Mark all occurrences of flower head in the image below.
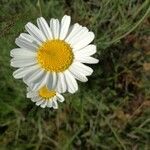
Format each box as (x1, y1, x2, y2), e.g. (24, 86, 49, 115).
(27, 86, 64, 109)
(11, 15, 99, 94)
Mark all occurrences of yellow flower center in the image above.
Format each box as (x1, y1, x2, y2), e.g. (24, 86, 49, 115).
(39, 86, 56, 99)
(37, 39, 74, 72)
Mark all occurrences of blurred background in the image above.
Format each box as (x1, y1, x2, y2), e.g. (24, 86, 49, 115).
(0, 0, 150, 149)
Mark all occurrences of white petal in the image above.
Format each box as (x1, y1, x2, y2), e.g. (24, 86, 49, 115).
(23, 69, 45, 85)
(25, 22, 46, 42)
(68, 27, 89, 47)
(13, 65, 39, 79)
(13, 68, 26, 79)
(31, 71, 49, 91)
(19, 33, 41, 46)
(59, 15, 71, 40)
(45, 72, 57, 90)
(32, 70, 46, 84)
(11, 58, 37, 68)
(37, 17, 53, 40)
(36, 99, 44, 106)
(75, 56, 99, 64)
(31, 81, 44, 91)
(65, 23, 82, 42)
(31, 97, 41, 102)
(40, 100, 48, 108)
(56, 73, 66, 93)
(10, 48, 36, 58)
(64, 70, 78, 93)
(52, 97, 58, 109)
(50, 19, 60, 39)
(46, 72, 53, 89)
(70, 62, 93, 76)
(27, 87, 30, 92)
(56, 93, 64, 102)
(27, 91, 38, 98)
(47, 100, 52, 108)
(15, 38, 38, 51)
(52, 72, 57, 89)
(73, 32, 95, 51)
(74, 45, 96, 56)
(69, 66, 88, 82)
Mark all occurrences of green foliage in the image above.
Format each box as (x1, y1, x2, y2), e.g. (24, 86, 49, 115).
(0, 0, 150, 149)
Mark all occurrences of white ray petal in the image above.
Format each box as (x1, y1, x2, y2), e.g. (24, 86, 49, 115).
(52, 72, 57, 89)
(40, 100, 48, 108)
(32, 70, 46, 84)
(27, 91, 38, 98)
(23, 69, 40, 84)
(27, 87, 30, 92)
(10, 48, 36, 58)
(50, 19, 60, 39)
(52, 97, 58, 109)
(64, 70, 78, 93)
(19, 33, 41, 46)
(47, 100, 52, 108)
(59, 15, 71, 40)
(37, 17, 53, 40)
(25, 22, 46, 42)
(69, 66, 88, 82)
(65, 23, 82, 42)
(13, 68, 27, 79)
(68, 27, 89, 47)
(74, 44, 96, 56)
(13, 65, 39, 79)
(75, 56, 99, 64)
(56, 93, 64, 102)
(31, 71, 49, 91)
(11, 58, 37, 68)
(36, 99, 44, 106)
(46, 72, 53, 89)
(56, 73, 66, 93)
(70, 62, 93, 76)
(24, 69, 45, 85)
(15, 38, 38, 51)
(31, 97, 41, 102)
(73, 32, 95, 51)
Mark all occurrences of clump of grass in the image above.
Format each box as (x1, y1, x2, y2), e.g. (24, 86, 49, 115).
(0, 0, 150, 149)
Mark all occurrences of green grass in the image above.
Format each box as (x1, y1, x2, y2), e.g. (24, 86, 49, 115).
(0, 0, 150, 149)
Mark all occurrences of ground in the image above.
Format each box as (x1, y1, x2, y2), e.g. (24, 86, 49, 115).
(0, 0, 150, 150)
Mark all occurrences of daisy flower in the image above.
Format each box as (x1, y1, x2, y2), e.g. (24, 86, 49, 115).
(10, 15, 99, 93)
(27, 86, 64, 109)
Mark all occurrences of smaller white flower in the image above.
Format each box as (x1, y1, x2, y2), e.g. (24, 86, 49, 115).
(27, 86, 64, 109)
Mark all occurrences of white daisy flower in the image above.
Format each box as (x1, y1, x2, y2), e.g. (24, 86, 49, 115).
(10, 15, 99, 93)
(27, 86, 64, 109)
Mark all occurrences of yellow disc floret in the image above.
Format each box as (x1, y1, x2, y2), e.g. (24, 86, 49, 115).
(39, 86, 56, 99)
(37, 40, 74, 72)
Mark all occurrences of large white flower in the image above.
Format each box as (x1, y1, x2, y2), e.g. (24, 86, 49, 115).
(27, 86, 64, 109)
(10, 15, 99, 93)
